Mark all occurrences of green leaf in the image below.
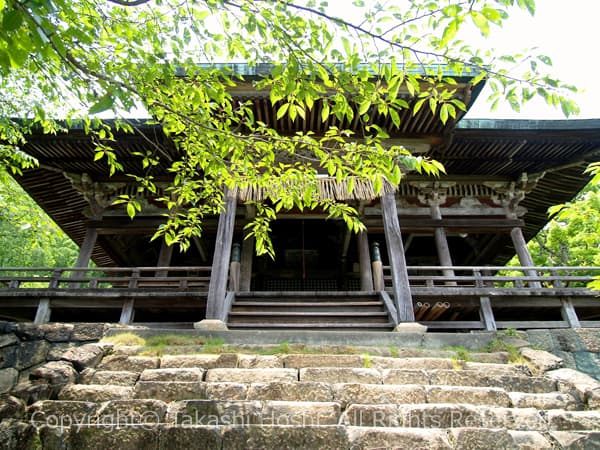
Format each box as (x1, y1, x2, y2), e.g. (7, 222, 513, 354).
(89, 94, 114, 115)
(2, 10, 23, 32)
(276, 103, 289, 120)
(470, 11, 490, 36)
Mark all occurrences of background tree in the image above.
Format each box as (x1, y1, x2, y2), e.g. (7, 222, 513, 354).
(0, 169, 78, 269)
(0, 0, 579, 255)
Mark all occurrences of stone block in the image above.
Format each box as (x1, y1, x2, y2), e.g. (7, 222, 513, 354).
(426, 386, 511, 407)
(60, 344, 104, 371)
(246, 382, 332, 402)
(59, 384, 134, 402)
(16, 340, 50, 370)
(10, 380, 52, 404)
(547, 410, 600, 431)
(399, 404, 482, 428)
(89, 370, 139, 386)
(98, 355, 159, 371)
(46, 342, 78, 361)
(283, 354, 362, 368)
(346, 426, 452, 450)
(71, 323, 106, 341)
(462, 362, 531, 376)
(479, 406, 546, 431)
(508, 391, 579, 411)
(509, 430, 553, 449)
(160, 354, 220, 369)
(29, 400, 99, 426)
(0, 333, 18, 348)
(299, 367, 382, 384)
(205, 368, 297, 383)
(587, 388, 600, 409)
(551, 329, 584, 352)
(0, 367, 18, 393)
(549, 431, 600, 449)
(204, 382, 247, 401)
(0, 419, 40, 449)
(97, 399, 168, 424)
(222, 424, 350, 450)
(546, 368, 600, 399)
(575, 329, 600, 353)
(468, 352, 509, 364)
(40, 323, 73, 342)
(261, 401, 340, 425)
(140, 368, 204, 382)
(450, 428, 515, 450)
(168, 399, 262, 425)
(520, 347, 564, 374)
(340, 404, 399, 427)
(427, 370, 557, 393)
(238, 354, 283, 369)
(14, 323, 45, 340)
(216, 353, 239, 368)
(370, 356, 455, 370)
(333, 383, 426, 408)
(0, 395, 26, 420)
(134, 381, 205, 402)
(158, 425, 222, 450)
(0, 345, 17, 369)
(68, 424, 159, 449)
(381, 369, 429, 385)
(30, 361, 77, 387)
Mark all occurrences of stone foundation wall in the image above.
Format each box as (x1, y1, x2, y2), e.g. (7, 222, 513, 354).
(0, 322, 107, 394)
(525, 328, 600, 381)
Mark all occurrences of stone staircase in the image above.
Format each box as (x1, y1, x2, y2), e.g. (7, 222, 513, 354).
(3, 341, 600, 449)
(227, 292, 396, 331)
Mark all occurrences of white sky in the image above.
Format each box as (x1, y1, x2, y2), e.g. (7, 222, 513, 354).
(465, 0, 600, 119)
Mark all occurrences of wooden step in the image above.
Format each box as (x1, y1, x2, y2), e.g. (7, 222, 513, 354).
(231, 301, 384, 307)
(227, 322, 395, 330)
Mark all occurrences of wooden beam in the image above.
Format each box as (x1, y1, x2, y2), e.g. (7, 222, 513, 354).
(74, 227, 97, 269)
(205, 194, 237, 320)
(381, 193, 414, 322)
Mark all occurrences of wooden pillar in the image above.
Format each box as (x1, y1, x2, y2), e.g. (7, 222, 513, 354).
(156, 240, 174, 277)
(381, 193, 414, 322)
(34, 299, 51, 324)
(205, 193, 237, 320)
(358, 231, 374, 291)
(239, 237, 254, 291)
(510, 227, 542, 288)
(72, 226, 98, 278)
(479, 296, 497, 331)
(430, 202, 456, 284)
(560, 298, 581, 328)
(228, 243, 241, 291)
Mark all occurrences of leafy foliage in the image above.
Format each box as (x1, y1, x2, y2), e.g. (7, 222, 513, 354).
(0, 0, 579, 256)
(0, 169, 78, 268)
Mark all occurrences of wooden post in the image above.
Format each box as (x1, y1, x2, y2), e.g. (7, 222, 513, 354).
(120, 299, 135, 324)
(560, 297, 581, 328)
(371, 242, 384, 291)
(430, 202, 456, 285)
(71, 226, 98, 279)
(479, 296, 497, 331)
(358, 231, 374, 291)
(229, 243, 241, 291)
(239, 237, 254, 291)
(156, 240, 174, 277)
(205, 193, 237, 320)
(510, 227, 542, 288)
(381, 193, 414, 322)
(34, 299, 51, 324)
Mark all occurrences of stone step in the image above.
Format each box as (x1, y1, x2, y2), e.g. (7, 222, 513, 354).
(11, 421, 600, 449)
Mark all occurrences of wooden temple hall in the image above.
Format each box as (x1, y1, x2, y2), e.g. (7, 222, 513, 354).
(2, 67, 600, 331)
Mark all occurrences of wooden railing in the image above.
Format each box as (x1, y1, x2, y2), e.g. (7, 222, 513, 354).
(381, 265, 600, 292)
(0, 266, 212, 290)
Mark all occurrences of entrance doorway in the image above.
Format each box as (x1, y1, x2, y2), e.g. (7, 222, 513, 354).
(250, 219, 360, 291)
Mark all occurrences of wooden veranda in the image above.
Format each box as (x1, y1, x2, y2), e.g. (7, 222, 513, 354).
(1, 265, 598, 331)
